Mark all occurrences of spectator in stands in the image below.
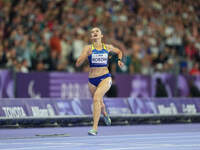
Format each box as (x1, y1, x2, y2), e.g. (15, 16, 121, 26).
(188, 80, 200, 97)
(31, 44, 49, 70)
(189, 62, 200, 75)
(60, 33, 72, 62)
(0, 45, 7, 68)
(20, 59, 29, 73)
(6, 48, 17, 70)
(185, 41, 198, 60)
(48, 50, 59, 71)
(155, 78, 168, 97)
(129, 44, 142, 74)
(72, 33, 85, 62)
(50, 30, 61, 55)
(36, 60, 46, 72)
(57, 59, 68, 71)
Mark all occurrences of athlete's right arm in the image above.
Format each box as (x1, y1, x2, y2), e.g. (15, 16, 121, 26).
(75, 45, 90, 67)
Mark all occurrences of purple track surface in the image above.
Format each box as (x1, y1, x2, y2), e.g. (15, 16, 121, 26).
(0, 124, 200, 150)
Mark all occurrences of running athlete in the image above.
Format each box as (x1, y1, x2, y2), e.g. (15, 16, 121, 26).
(75, 27, 124, 136)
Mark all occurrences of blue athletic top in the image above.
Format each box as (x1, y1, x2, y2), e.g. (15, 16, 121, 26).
(88, 44, 109, 67)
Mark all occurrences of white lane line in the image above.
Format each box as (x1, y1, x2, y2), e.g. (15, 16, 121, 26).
(2, 131, 200, 142)
(1, 143, 200, 150)
(1, 132, 200, 150)
(2, 137, 200, 145)
(1, 139, 200, 150)
(3, 132, 200, 143)
(0, 145, 66, 150)
(103, 143, 200, 150)
(1, 134, 200, 145)
(1, 138, 200, 149)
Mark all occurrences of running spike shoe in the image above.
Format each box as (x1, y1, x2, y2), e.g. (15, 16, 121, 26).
(88, 129, 98, 136)
(103, 114, 111, 126)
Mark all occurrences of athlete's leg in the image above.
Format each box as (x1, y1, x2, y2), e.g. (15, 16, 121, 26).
(88, 82, 96, 97)
(88, 82, 108, 116)
(92, 77, 112, 131)
(100, 99, 107, 116)
(101, 78, 112, 116)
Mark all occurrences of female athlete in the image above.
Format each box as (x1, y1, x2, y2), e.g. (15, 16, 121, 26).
(76, 27, 124, 135)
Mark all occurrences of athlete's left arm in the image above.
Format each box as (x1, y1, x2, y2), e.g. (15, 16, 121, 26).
(107, 44, 124, 68)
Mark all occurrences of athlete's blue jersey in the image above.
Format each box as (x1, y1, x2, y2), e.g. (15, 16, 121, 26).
(88, 44, 109, 67)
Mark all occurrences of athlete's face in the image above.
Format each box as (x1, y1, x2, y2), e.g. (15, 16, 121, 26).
(90, 28, 103, 40)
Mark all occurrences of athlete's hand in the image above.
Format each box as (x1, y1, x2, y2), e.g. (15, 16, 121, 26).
(118, 60, 124, 68)
(75, 60, 80, 67)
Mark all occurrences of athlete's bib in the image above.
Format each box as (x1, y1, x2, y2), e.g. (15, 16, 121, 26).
(91, 53, 108, 64)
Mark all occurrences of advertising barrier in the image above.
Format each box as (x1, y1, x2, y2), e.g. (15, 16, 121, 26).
(16, 72, 200, 98)
(16, 73, 90, 99)
(0, 98, 200, 118)
(16, 72, 49, 98)
(49, 73, 90, 99)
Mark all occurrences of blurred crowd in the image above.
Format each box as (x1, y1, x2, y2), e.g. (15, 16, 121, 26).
(0, 0, 200, 75)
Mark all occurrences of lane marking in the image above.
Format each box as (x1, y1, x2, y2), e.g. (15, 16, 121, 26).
(1, 134, 200, 145)
(0, 145, 66, 150)
(2, 131, 200, 142)
(103, 143, 200, 150)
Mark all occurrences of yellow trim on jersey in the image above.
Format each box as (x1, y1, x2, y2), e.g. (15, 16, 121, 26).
(103, 43, 107, 50)
(91, 43, 108, 51)
(91, 44, 95, 50)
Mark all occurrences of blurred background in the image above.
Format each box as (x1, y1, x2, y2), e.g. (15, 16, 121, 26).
(0, 0, 200, 125)
(0, 0, 200, 74)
